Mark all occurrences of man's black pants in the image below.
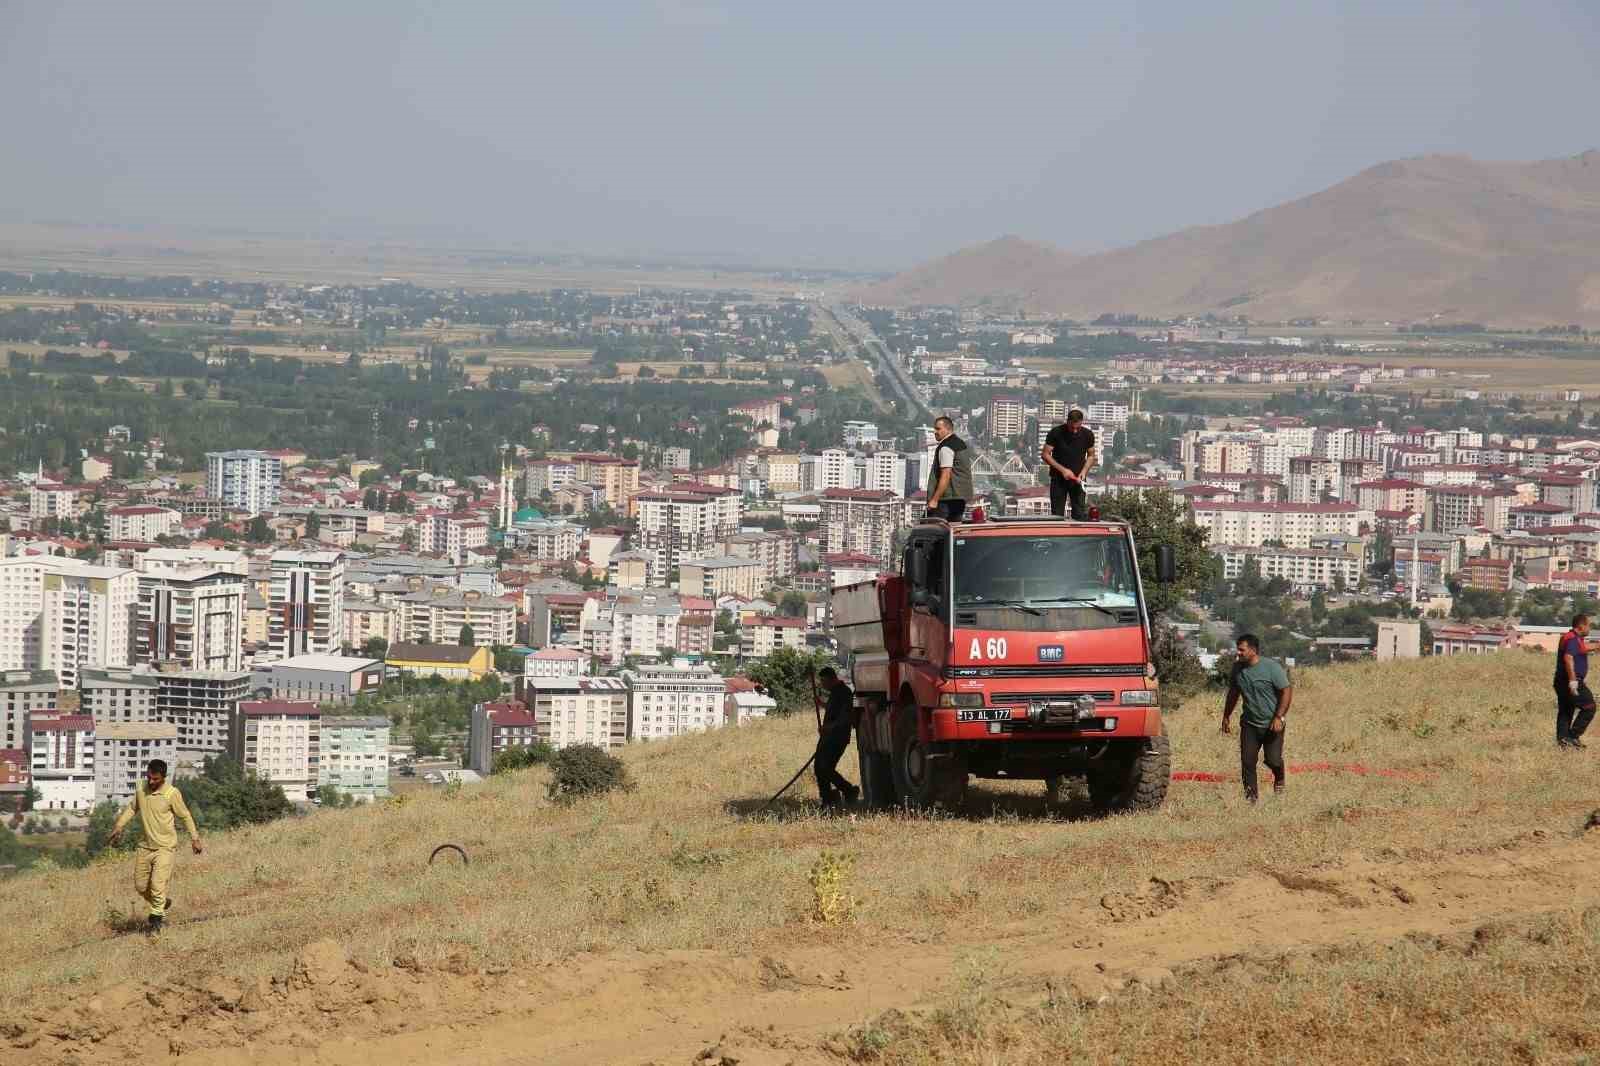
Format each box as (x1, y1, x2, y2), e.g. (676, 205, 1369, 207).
(1050, 479, 1089, 520)
(1555, 682, 1595, 745)
(931, 498, 966, 522)
(1240, 723, 1285, 800)
(815, 730, 854, 804)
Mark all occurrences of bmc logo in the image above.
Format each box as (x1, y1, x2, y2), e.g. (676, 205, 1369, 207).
(1038, 645, 1064, 662)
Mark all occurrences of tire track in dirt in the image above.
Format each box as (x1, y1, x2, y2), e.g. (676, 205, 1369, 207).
(11, 831, 1600, 1066)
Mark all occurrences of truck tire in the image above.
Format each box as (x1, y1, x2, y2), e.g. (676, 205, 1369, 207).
(858, 750, 897, 810)
(1087, 736, 1170, 814)
(891, 703, 967, 812)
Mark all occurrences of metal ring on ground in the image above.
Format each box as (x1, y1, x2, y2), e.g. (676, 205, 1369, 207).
(428, 843, 469, 866)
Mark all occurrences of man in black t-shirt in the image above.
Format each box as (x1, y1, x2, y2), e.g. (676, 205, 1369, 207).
(814, 667, 859, 808)
(1041, 409, 1095, 520)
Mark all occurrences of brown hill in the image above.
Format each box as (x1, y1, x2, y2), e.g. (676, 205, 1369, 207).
(860, 151, 1600, 326)
(857, 234, 1078, 311)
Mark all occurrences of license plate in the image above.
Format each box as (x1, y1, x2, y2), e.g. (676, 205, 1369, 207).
(956, 708, 1011, 722)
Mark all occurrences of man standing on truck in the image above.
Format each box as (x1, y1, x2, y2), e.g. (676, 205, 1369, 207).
(108, 758, 203, 934)
(1220, 634, 1293, 802)
(926, 416, 975, 522)
(814, 667, 860, 808)
(1554, 613, 1600, 748)
(1041, 409, 1095, 520)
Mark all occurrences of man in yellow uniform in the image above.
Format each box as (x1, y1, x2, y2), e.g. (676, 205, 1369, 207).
(108, 759, 202, 933)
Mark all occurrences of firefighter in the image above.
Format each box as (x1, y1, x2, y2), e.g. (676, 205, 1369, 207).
(815, 667, 860, 808)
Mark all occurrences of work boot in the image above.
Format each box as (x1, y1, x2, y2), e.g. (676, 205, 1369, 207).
(147, 914, 164, 936)
(842, 783, 860, 805)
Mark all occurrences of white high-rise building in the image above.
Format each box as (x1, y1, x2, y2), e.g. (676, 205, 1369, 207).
(624, 659, 727, 742)
(865, 452, 908, 498)
(819, 448, 856, 491)
(0, 557, 137, 688)
(524, 675, 629, 750)
(205, 450, 283, 515)
(633, 486, 743, 584)
(29, 713, 96, 811)
(268, 551, 346, 660)
(136, 568, 246, 672)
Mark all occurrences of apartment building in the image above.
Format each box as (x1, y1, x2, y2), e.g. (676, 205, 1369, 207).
(504, 518, 583, 561)
(1188, 501, 1371, 549)
(522, 675, 629, 750)
(524, 458, 578, 497)
(230, 700, 321, 802)
(863, 451, 909, 498)
(624, 660, 726, 742)
(842, 421, 879, 448)
(1430, 624, 1517, 657)
(1215, 546, 1363, 594)
(78, 667, 160, 726)
(28, 713, 96, 811)
(1, 669, 58, 752)
(0, 558, 139, 688)
(30, 481, 80, 521)
(987, 395, 1026, 440)
(1423, 485, 1516, 533)
(588, 598, 684, 666)
(739, 615, 806, 658)
(419, 512, 490, 563)
(633, 484, 743, 584)
(268, 550, 346, 659)
(521, 647, 588, 680)
(1085, 401, 1130, 429)
(318, 716, 391, 800)
(570, 454, 641, 511)
(106, 505, 181, 542)
(157, 668, 250, 755)
(678, 556, 764, 600)
(342, 598, 397, 649)
(1354, 479, 1427, 515)
(727, 398, 781, 430)
(820, 488, 905, 566)
(95, 721, 178, 806)
(466, 700, 539, 773)
(205, 450, 283, 514)
(396, 588, 517, 646)
(136, 566, 245, 672)
(1460, 556, 1514, 591)
(758, 453, 803, 493)
(721, 530, 798, 586)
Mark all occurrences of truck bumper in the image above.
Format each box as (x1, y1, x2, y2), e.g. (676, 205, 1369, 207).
(929, 706, 1161, 742)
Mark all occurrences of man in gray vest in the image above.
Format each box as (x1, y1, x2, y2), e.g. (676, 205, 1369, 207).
(927, 416, 975, 521)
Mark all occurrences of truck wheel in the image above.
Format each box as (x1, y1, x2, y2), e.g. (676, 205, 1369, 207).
(891, 703, 967, 812)
(1087, 736, 1170, 814)
(858, 750, 897, 810)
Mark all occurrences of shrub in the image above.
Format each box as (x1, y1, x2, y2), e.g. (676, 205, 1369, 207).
(546, 744, 631, 802)
(492, 742, 555, 776)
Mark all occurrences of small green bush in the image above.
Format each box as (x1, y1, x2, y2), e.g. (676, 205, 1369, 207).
(546, 744, 631, 802)
(492, 742, 555, 776)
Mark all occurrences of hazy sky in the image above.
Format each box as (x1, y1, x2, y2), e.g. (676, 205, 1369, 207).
(3, 1, 1598, 269)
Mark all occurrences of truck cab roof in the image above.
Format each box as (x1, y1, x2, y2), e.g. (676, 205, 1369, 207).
(915, 515, 1131, 535)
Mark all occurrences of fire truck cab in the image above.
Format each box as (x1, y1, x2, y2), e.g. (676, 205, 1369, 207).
(832, 514, 1177, 812)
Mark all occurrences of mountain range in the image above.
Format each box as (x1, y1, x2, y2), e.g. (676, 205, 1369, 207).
(857, 151, 1600, 326)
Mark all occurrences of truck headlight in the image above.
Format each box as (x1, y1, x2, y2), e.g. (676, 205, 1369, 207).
(1120, 690, 1156, 706)
(937, 693, 985, 708)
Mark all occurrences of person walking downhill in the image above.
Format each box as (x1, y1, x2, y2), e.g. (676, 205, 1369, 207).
(1041, 409, 1095, 520)
(1220, 634, 1293, 802)
(814, 667, 860, 809)
(1554, 613, 1600, 749)
(108, 759, 202, 934)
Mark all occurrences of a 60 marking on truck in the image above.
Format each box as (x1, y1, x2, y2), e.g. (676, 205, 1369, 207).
(970, 637, 1008, 659)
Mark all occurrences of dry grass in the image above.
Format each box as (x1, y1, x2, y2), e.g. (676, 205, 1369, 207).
(848, 907, 1600, 1065)
(0, 650, 1582, 1019)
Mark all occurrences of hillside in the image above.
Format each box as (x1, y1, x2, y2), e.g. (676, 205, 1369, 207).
(857, 235, 1078, 311)
(860, 151, 1600, 326)
(7, 651, 1600, 1065)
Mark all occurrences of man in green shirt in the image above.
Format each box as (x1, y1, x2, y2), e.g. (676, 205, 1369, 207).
(1220, 633, 1293, 802)
(109, 759, 203, 933)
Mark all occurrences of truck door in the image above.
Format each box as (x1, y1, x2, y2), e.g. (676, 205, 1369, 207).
(904, 530, 949, 677)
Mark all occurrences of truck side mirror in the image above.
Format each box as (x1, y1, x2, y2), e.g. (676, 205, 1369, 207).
(908, 547, 928, 589)
(1155, 545, 1177, 584)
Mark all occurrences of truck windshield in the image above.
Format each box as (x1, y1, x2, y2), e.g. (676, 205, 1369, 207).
(953, 534, 1140, 616)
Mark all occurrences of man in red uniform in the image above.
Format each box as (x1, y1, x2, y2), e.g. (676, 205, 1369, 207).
(1554, 613, 1600, 749)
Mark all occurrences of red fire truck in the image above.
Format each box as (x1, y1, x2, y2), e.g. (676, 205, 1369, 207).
(831, 514, 1177, 812)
